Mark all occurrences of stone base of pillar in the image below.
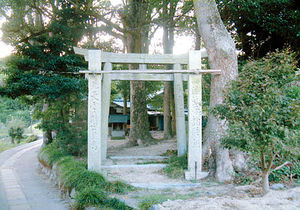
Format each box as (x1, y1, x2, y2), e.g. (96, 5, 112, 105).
(185, 170, 209, 180)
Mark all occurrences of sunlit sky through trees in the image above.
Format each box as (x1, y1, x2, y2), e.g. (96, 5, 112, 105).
(0, 0, 195, 58)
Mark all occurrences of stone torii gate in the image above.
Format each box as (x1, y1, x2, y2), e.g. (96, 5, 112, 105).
(74, 47, 220, 180)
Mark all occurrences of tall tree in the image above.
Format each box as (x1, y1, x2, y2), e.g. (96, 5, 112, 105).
(120, 0, 155, 145)
(0, 0, 91, 150)
(162, 0, 178, 139)
(193, 0, 237, 182)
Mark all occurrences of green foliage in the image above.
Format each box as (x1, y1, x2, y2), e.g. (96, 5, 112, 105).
(8, 126, 24, 144)
(25, 134, 38, 143)
(74, 187, 107, 209)
(38, 144, 67, 167)
(217, 0, 300, 58)
(0, 0, 90, 152)
(0, 96, 31, 126)
(163, 153, 187, 178)
(269, 161, 300, 183)
(214, 49, 299, 179)
(34, 96, 88, 156)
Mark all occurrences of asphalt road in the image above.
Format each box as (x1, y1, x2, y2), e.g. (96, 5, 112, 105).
(0, 140, 69, 210)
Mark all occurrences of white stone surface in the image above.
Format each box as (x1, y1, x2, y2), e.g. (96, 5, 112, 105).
(87, 50, 102, 172)
(173, 64, 187, 157)
(186, 50, 204, 180)
(101, 62, 112, 162)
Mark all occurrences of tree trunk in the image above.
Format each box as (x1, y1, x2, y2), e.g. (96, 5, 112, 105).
(262, 171, 270, 194)
(194, 0, 238, 182)
(170, 87, 176, 136)
(42, 102, 52, 147)
(123, 95, 128, 115)
(162, 0, 176, 139)
(125, 0, 153, 145)
(163, 82, 172, 139)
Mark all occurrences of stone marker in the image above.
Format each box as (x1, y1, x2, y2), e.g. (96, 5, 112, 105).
(87, 50, 102, 172)
(185, 51, 208, 180)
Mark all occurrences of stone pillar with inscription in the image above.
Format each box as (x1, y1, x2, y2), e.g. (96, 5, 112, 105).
(87, 50, 102, 172)
(185, 51, 208, 180)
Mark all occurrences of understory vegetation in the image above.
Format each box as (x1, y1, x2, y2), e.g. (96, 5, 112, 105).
(214, 49, 299, 193)
(162, 152, 188, 179)
(38, 144, 135, 210)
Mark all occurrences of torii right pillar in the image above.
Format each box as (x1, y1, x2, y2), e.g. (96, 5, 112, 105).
(185, 51, 209, 180)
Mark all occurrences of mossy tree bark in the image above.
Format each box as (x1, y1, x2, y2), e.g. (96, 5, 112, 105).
(193, 0, 238, 182)
(122, 0, 153, 145)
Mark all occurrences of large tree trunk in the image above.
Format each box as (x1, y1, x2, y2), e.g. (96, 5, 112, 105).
(193, 0, 237, 182)
(125, 0, 153, 145)
(162, 0, 176, 139)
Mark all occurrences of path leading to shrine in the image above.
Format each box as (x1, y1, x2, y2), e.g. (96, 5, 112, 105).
(105, 135, 300, 209)
(0, 140, 68, 210)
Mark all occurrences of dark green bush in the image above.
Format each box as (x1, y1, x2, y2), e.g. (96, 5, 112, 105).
(214, 49, 299, 192)
(9, 127, 24, 144)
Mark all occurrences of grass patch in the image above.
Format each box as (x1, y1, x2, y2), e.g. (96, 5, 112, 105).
(136, 151, 187, 178)
(138, 192, 199, 210)
(0, 139, 26, 153)
(162, 153, 187, 178)
(38, 144, 135, 209)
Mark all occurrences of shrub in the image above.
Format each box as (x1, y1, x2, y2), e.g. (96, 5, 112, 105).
(214, 49, 299, 193)
(7, 118, 26, 144)
(26, 134, 38, 143)
(8, 127, 24, 144)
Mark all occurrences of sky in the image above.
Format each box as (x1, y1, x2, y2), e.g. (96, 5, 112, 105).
(0, 19, 13, 58)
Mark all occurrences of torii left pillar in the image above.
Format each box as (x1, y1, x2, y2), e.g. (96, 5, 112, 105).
(87, 50, 102, 172)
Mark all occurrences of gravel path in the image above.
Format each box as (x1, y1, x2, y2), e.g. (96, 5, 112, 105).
(0, 140, 69, 210)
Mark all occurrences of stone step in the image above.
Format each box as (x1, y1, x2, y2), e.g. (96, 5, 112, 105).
(130, 182, 202, 190)
(101, 163, 166, 169)
(109, 156, 168, 160)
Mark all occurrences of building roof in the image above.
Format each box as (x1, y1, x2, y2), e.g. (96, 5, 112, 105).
(109, 115, 129, 123)
(112, 99, 158, 110)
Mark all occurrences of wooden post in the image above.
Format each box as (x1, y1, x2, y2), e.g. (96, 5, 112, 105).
(185, 50, 208, 180)
(101, 62, 112, 162)
(87, 50, 102, 172)
(173, 63, 187, 156)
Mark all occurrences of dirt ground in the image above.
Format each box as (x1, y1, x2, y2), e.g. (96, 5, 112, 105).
(103, 131, 300, 209)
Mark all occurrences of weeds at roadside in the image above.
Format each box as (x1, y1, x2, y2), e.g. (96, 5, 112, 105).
(38, 144, 135, 209)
